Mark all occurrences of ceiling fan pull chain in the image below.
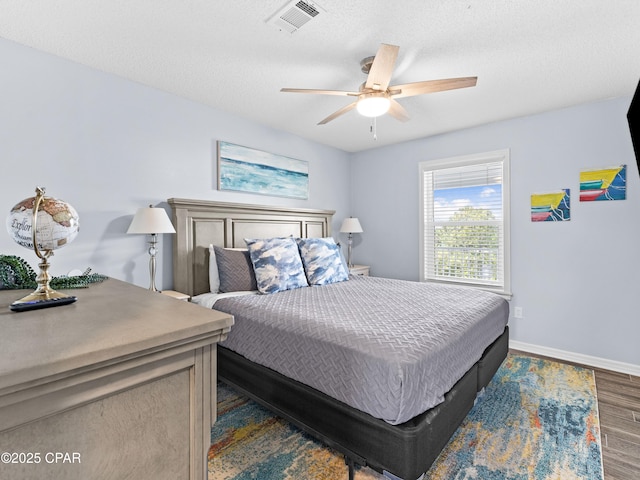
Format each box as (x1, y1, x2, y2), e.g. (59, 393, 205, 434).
(371, 117, 378, 140)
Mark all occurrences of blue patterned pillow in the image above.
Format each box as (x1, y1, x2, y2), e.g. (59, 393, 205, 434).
(245, 237, 309, 294)
(296, 237, 349, 286)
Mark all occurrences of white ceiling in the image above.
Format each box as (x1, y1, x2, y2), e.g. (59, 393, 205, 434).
(1, 0, 639, 152)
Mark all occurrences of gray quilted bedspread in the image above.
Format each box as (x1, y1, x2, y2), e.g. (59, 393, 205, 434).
(215, 276, 509, 425)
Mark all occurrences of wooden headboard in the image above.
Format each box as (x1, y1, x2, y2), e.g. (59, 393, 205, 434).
(168, 198, 335, 297)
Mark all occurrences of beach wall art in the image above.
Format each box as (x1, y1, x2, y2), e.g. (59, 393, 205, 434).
(531, 189, 571, 222)
(217, 141, 309, 199)
(579, 165, 626, 201)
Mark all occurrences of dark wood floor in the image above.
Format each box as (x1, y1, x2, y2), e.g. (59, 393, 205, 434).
(595, 368, 640, 480)
(511, 350, 640, 480)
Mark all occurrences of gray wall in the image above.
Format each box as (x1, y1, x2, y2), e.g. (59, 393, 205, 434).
(0, 38, 351, 290)
(349, 97, 639, 366)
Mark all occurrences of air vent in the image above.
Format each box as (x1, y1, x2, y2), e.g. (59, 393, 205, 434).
(266, 1, 323, 34)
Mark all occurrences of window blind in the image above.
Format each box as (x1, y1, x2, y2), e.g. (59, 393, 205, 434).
(422, 159, 506, 290)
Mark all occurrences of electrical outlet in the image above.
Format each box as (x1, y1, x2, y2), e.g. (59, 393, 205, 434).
(514, 307, 523, 319)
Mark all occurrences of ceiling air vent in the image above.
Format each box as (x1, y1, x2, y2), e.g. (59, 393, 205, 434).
(266, 1, 323, 34)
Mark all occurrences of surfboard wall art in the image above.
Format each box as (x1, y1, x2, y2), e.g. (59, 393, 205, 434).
(579, 165, 626, 202)
(531, 189, 571, 222)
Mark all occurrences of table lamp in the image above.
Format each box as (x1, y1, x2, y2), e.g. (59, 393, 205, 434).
(127, 205, 175, 291)
(339, 217, 363, 268)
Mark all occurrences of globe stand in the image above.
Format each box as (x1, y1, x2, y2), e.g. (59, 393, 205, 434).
(10, 188, 77, 312)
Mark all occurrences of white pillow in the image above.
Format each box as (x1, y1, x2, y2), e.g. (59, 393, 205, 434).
(208, 244, 220, 293)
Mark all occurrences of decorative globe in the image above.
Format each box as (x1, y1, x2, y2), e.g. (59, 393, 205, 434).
(6, 194, 79, 253)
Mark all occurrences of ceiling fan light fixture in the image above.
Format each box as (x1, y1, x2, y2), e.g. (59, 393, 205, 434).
(356, 93, 390, 118)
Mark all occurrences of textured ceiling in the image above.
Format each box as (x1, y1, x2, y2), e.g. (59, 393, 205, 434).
(1, 0, 639, 152)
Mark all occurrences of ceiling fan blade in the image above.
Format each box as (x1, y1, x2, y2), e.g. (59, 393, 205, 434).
(390, 76, 477, 98)
(387, 99, 410, 122)
(364, 43, 399, 92)
(318, 102, 357, 125)
(281, 88, 359, 96)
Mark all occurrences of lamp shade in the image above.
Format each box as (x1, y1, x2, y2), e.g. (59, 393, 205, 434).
(356, 93, 390, 118)
(127, 206, 176, 234)
(340, 217, 363, 234)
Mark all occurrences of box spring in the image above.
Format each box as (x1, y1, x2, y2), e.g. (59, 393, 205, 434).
(217, 326, 509, 480)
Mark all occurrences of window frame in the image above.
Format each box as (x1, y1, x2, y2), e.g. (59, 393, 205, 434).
(419, 149, 511, 298)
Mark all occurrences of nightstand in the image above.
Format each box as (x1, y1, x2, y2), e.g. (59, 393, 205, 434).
(349, 265, 370, 276)
(161, 290, 191, 301)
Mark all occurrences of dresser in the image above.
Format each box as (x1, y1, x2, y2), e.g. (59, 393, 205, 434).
(0, 279, 233, 480)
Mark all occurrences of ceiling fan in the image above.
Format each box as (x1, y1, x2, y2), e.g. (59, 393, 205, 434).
(281, 43, 477, 125)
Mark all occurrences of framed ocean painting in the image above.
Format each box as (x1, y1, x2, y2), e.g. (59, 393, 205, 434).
(579, 165, 626, 201)
(217, 141, 309, 199)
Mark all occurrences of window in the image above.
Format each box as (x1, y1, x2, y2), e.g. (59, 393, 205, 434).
(420, 149, 511, 297)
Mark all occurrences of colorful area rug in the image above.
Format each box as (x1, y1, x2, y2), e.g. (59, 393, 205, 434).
(208, 354, 603, 479)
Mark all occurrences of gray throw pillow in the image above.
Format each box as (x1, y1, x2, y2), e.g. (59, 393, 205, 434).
(213, 246, 257, 293)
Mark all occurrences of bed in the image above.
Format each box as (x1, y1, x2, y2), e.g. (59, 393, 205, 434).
(169, 198, 509, 480)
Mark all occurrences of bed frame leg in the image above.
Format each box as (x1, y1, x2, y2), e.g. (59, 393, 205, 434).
(345, 457, 356, 480)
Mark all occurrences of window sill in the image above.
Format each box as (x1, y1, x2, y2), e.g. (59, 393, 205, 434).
(424, 279, 512, 300)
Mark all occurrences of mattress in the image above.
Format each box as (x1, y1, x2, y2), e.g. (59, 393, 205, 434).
(213, 275, 509, 425)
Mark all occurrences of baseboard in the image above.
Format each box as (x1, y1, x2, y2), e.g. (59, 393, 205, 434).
(509, 340, 640, 377)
